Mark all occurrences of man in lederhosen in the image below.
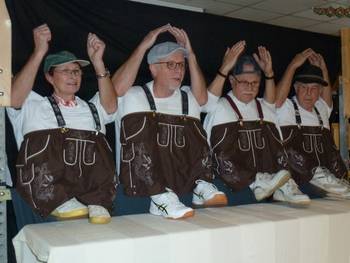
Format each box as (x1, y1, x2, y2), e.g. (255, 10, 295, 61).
(275, 48, 350, 199)
(112, 25, 227, 219)
(7, 24, 117, 224)
(204, 41, 310, 206)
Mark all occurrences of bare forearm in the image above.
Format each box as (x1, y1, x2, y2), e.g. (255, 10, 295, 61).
(320, 67, 332, 107)
(112, 44, 146, 97)
(98, 77, 117, 114)
(188, 53, 207, 105)
(11, 51, 45, 108)
(95, 62, 117, 114)
(208, 74, 226, 97)
(264, 78, 276, 104)
(275, 64, 297, 107)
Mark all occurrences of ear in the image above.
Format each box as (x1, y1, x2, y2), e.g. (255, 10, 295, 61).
(149, 64, 158, 79)
(45, 73, 55, 86)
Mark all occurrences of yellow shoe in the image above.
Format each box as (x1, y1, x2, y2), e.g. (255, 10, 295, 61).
(51, 198, 88, 220)
(88, 205, 111, 224)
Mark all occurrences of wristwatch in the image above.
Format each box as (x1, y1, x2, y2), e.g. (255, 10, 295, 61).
(96, 69, 110, 79)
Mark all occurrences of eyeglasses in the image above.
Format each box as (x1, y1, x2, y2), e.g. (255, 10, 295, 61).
(54, 69, 83, 77)
(233, 75, 260, 88)
(155, 61, 186, 70)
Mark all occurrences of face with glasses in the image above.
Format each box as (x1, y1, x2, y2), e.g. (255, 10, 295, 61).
(45, 62, 82, 97)
(229, 64, 261, 103)
(150, 51, 186, 94)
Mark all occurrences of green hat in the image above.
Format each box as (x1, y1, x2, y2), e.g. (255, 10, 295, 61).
(43, 51, 90, 73)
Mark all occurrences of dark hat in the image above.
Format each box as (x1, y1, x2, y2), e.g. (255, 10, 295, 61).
(43, 51, 90, 73)
(147, 41, 188, 64)
(231, 55, 262, 76)
(294, 64, 328, 86)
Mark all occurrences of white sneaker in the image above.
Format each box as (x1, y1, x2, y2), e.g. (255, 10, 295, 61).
(310, 167, 349, 195)
(192, 180, 227, 207)
(150, 188, 194, 219)
(250, 170, 291, 201)
(273, 178, 311, 206)
(51, 197, 88, 219)
(88, 205, 111, 224)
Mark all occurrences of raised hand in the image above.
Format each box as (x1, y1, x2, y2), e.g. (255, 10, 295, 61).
(309, 52, 327, 71)
(290, 48, 316, 69)
(87, 33, 105, 65)
(33, 24, 51, 56)
(140, 24, 171, 50)
(253, 46, 273, 77)
(219, 40, 246, 75)
(169, 26, 193, 54)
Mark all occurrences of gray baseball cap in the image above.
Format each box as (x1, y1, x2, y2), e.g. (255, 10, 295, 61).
(147, 41, 188, 64)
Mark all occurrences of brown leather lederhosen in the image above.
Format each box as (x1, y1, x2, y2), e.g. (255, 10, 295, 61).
(119, 85, 213, 197)
(280, 99, 347, 185)
(16, 96, 116, 217)
(210, 96, 287, 191)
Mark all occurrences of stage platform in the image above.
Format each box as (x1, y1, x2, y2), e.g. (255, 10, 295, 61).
(13, 199, 350, 263)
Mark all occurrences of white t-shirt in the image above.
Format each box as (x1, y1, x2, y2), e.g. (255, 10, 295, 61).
(115, 80, 216, 173)
(203, 91, 278, 142)
(7, 91, 116, 149)
(276, 96, 332, 130)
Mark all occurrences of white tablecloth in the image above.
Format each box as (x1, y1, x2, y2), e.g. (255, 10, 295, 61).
(13, 199, 350, 263)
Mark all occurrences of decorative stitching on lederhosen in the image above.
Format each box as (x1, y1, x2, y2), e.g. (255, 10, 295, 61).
(142, 84, 188, 152)
(224, 96, 266, 167)
(291, 98, 324, 166)
(47, 96, 101, 177)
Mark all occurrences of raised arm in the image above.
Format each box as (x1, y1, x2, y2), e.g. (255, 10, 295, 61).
(11, 24, 51, 108)
(275, 48, 316, 108)
(169, 27, 207, 105)
(112, 24, 171, 97)
(253, 46, 275, 104)
(87, 33, 116, 114)
(208, 41, 246, 97)
(309, 52, 332, 107)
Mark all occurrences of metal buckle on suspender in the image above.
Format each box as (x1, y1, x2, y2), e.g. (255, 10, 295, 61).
(182, 114, 186, 121)
(60, 127, 69, 133)
(259, 118, 263, 125)
(152, 111, 156, 117)
(239, 120, 243, 126)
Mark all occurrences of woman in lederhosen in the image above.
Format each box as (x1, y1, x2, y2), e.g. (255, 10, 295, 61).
(204, 41, 310, 206)
(275, 48, 349, 199)
(8, 24, 117, 224)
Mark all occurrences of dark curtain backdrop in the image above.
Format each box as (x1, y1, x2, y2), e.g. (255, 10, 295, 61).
(5, 0, 340, 183)
(4, 2, 341, 258)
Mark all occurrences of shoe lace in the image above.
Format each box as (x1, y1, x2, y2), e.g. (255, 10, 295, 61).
(163, 189, 180, 203)
(285, 179, 302, 194)
(257, 172, 273, 181)
(314, 167, 343, 185)
(194, 180, 218, 196)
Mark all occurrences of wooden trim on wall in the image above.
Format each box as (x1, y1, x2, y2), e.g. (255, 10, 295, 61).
(341, 28, 350, 118)
(0, 0, 11, 107)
